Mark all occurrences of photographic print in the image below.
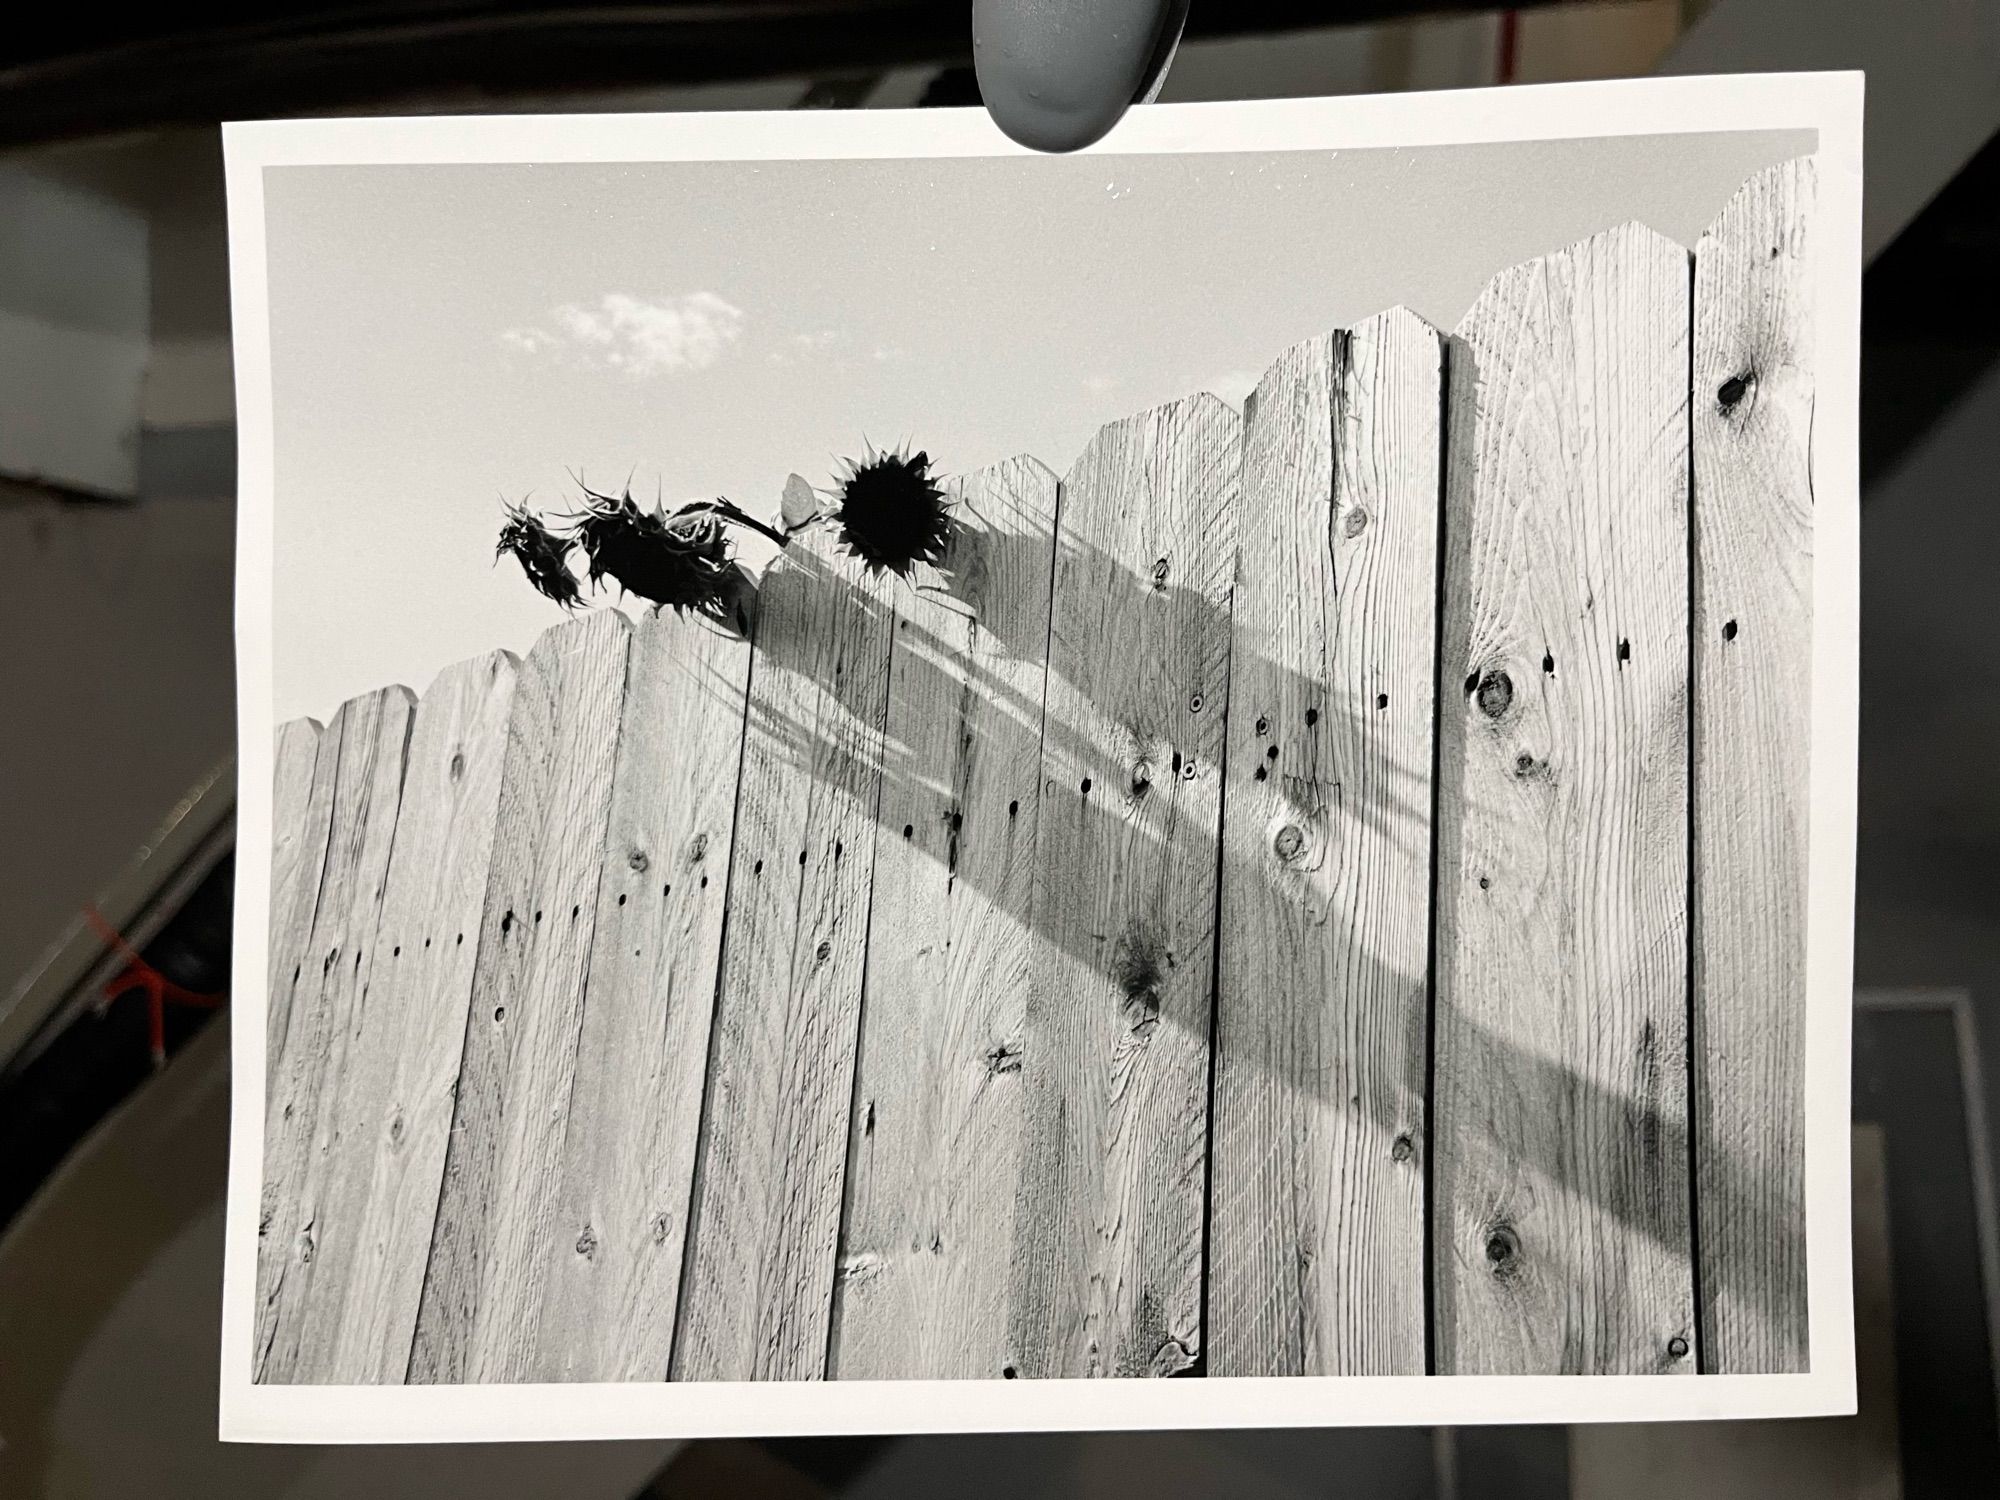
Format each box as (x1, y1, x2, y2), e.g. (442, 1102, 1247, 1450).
(222, 76, 1862, 1440)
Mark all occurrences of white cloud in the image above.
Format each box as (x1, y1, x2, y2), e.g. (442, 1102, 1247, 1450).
(499, 327, 556, 353)
(501, 291, 745, 376)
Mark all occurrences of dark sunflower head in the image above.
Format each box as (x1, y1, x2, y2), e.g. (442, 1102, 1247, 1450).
(497, 500, 581, 609)
(830, 447, 954, 579)
(562, 487, 747, 629)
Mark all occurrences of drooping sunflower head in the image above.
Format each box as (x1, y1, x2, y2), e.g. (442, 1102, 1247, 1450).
(563, 487, 746, 628)
(496, 499, 582, 609)
(829, 447, 953, 579)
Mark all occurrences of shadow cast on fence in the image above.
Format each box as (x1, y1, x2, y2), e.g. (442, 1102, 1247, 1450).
(696, 438, 1796, 1368)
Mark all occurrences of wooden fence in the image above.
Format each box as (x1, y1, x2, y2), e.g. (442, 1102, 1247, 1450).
(255, 158, 1815, 1384)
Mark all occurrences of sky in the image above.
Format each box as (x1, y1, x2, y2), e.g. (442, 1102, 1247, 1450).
(264, 128, 1812, 724)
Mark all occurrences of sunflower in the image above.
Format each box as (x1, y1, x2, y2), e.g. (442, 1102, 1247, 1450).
(496, 500, 582, 609)
(829, 447, 954, 579)
(561, 486, 754, 628)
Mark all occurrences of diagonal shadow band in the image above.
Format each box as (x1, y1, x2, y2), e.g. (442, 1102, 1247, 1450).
(683, 443, 1799, 1368)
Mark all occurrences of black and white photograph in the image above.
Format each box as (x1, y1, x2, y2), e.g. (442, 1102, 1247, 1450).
(221, 76, 1863, 1440)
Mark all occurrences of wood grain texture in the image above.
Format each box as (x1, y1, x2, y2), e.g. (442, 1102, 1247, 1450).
(1008, 394, 1239, 1379)
(266, 717, 329, 1064)
(828, 456, 1060, 1380)
(1211, 311, 1440, 1376)
(256, 685, 414, 1382)
(530, 611, 753, 1381)
(285, 651, 521, 1384)
(409, 610, 631, 1384)
(672, 528, 895, 1381)
(1434, 222, 1697, 1375)
(1691, 158, 1815, 1374)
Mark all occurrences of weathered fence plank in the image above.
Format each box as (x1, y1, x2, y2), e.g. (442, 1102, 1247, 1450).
(1692, 158, 1816, 1375)
(1434, 222, 1697, 1376)
(1008, 394, 1239, 1379)
(829, 456, 1061, 1380)
(672, 529, 895, 1381)
(286, 651, 520, 1384)
(266, 717, 329, 1063)
(410, 610, 631, 1383)
(256, 685, 414, 1381)
(531, 611, 754, 1381)
(1212, 309, 1441, 1376)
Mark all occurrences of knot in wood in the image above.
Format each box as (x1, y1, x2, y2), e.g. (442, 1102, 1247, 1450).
(1131, 760, 1152, 796)
(1342, 505, 1370, 538)
(1717, 370, 1755, 411)
(628, 848, 649, 872)
(448, 751, 465, 782)
(686, 832, 709, 864)
(1273, 824, 1306, 861)
(1484, 1223, 1521, 1275)
(1150, 557, 1170, 588)
(575, 1223, 598, 1259)
(1391, 1133, 1414, 1163)
(1474, 670, 1514, 719)
(1668, 1335, 1690, 1360)
(1110, 926, 1165, 1016)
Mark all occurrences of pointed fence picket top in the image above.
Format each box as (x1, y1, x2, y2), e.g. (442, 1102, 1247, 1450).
(531, 608, 753, 1381)
(255, 157, 1820, 1385)
(308, 650, 519, 1383)
(257, 684, 414, 1382)
(1211, 307, 1442, 1378)
(829, 454, 1061, 1381)
(1007, 391, 1240, 1380)
(411, 607, 632, 1384)
(670, 526, 898, 1382)
(1433, 219, 1698, 1377)
(266, 716, 327, 1065)
(1691, 157, 1817, 1376)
